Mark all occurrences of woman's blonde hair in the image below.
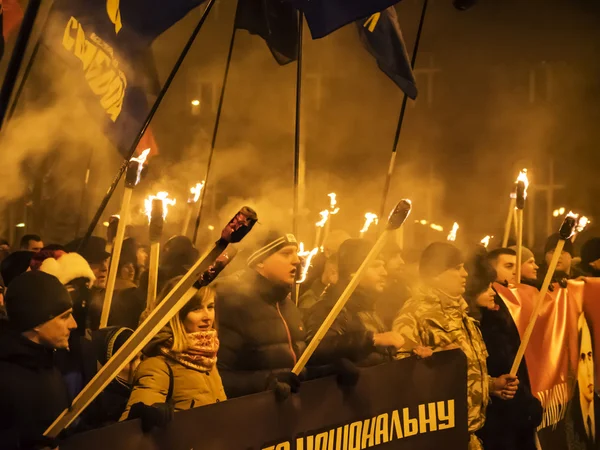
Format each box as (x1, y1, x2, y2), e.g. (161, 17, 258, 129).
(150, 276, 216, 353)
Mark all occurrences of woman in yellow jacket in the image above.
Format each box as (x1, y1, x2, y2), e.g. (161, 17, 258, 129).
(121, 283, 225, 426)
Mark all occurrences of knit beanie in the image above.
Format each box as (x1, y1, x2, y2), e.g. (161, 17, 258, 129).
(337, 239, 373, 280)
(544, 233, 574, 256)
(5, 271, 73, 332)
(509, 245, 535, 263)
(581, 238, 600, 266)
(29, 246, 67, 271)
(247, 231, 298, 267)
(92, 326, 134, 366)
(38, 252, 96, 287)
(419, 242, 464, 278)
(0, 251, 34, 287)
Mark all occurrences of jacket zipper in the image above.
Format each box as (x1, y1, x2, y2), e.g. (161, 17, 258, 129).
(276, 302, 297, 366)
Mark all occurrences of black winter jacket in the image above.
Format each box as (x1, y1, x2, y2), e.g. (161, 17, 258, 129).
(305, 285, 390, 367)
(476, 294, 543, 450)
(215, 270, 307, 398)
(0, 328, 71, 449)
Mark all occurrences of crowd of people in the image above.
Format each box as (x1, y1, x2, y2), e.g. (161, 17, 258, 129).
(0, 226, 600, 450)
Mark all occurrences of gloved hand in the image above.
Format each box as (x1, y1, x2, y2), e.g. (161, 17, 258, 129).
(266, 371, 303, 401)
(128, 402, 174, 433)
(19, 430, 58, 450)
(334, 358, 360, 387)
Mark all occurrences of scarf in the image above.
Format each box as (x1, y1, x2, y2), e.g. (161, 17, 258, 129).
(160, 329, 219, 372)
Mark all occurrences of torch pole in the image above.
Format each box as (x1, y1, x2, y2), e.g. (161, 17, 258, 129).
(44, 207, 257, 438)
(147, 199, 164, 311)
(293, 200, 412, 375)
(182, 205, 193, 237)
(0, 0, 42, 131)
(516, 209, 524, 283)
(292, 11, 304, 238)
(510, 239, 564, 376)
(377, 0, 428, 221)
(99, 187, 132, 329)
(81, 0, 217, 250)
(193, 22, 238, 246)
(502, 197, 516, 247)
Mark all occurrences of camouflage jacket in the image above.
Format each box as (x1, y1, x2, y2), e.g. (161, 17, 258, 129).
(392, 286, 491, 433)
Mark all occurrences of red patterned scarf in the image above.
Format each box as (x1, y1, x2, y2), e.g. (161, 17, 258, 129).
(160, 330, 219, 372)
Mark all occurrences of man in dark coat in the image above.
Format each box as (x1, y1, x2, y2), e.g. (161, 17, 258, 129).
(478, 249, 543, 450)
(0, 271, 77, 449)
(215, 231, 306, 399)
(305, 239, 404, 367)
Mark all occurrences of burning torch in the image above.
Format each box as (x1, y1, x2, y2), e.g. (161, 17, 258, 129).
(509, 212, 588, 376)
(182, 182, 204, 237)
(322, 193, 340, 248)
(480, 235, 492, 248)
(447, 222, 459, 242)
(360, 213, 379, 238)
(314, 210, 329, 250)
(145, 192, 176, 311)
(292, 199, 412, 376)
(100, 148, 150, 329)
(295, 243, 319, 305)
(515, 169, 529, 284)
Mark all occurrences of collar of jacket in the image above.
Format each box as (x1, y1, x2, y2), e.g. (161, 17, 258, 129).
(419, 285, 469, 314)
(248, 270, 291, 304)
(0, 325, 56, 370)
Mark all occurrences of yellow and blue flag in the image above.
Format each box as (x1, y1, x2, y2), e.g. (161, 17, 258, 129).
(235, 0, 298, 65)
(41, 0, 205, 157)
(356, 7, 417, 99)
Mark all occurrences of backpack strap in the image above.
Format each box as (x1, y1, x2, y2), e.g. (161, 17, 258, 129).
(163, 359, 175, 403)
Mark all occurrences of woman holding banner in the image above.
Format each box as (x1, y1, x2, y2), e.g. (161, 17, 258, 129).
(120, 282, 225, 430)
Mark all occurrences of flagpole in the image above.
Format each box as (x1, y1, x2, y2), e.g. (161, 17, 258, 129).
(81, 0, 217, 251)
(193, 20, 238, 246)
(0, 0, 42, 131)
(293, 12, 304, 238)
(377, 0, 429, 221)
(74, 147, 94, 238)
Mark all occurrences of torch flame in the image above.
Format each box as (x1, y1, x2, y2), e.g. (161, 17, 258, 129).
(430, 223, 444, 232)
(130, 148, 150, 186)
(144, 191, 177, 222)
(447, 222, 459, 241)
(480, 235, 493, 248)
(327, 193, 340, 215)
(360, 213, 379, 234)
(188, 181, 205, 203)
(316, 210, 329, 228)
(516, 168, 530, 199)
(297, 243, 319, 284)
(577, 216, 590, 233)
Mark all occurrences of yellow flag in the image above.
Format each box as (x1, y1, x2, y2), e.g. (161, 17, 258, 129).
(363, 12, 381, 33)
(106, 0, 122, 34)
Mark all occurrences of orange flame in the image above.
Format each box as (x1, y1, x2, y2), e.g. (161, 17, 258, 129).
(447, 222, 459, 241)
(577, 216, 590, 233)
(316, 210, 329, 228)
(188, 182, 205, 203)
(516, 168, 530, 199)
(144, 191, 177, 222)
(131, 148, 150, 185)
(297, 243, 319, 284)
(430, 223, 444, 232)
(480, 235, 492, 248)
(360, 213, 379, 234)
(327, 193, 340, 215)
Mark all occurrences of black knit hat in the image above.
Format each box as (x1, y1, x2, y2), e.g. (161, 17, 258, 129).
(337, 239, 374, 280)
(247, 231, 298, 267)
(0, 251, 34, 287)
(92, 326, 134, 366)
(544, 233, 574, 256)
(581, 238, 600, 266)
(119, 238, 138, 268)
(420, 242, 464, 278)
(5, 271, 73, 332)
(65, 236, 110, 264)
